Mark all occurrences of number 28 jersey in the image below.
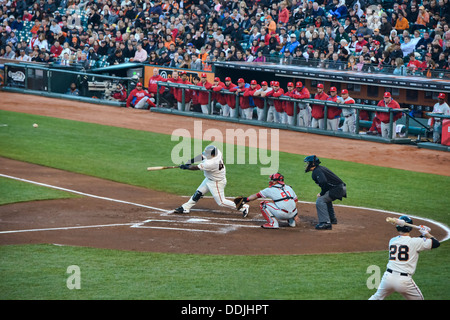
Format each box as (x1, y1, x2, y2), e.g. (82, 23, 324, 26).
(386, 235, 432, 275)
(197, 149, 226, 181)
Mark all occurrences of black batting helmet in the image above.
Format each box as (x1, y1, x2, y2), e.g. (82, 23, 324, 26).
(396, 215, 413, 233)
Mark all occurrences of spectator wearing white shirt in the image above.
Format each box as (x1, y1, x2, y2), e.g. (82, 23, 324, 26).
(16, 49, 31, 61)
(400, 35, 415, 57)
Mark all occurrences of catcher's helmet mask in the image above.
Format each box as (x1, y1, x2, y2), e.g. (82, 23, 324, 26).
(397, 215, 413, 233)
(304, 155, 321, 172)
(269, 173, 285, 186)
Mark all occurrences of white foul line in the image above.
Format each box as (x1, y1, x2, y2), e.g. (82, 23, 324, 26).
(0, 173, 169, 212)
(0, 223, 135, 234)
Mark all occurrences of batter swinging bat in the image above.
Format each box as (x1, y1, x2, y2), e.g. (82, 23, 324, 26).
(386, 217, 420, 230)
(146, 166, 179, 171)
(147, 153, 204, 171)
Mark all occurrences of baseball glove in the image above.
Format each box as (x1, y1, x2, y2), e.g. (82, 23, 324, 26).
(233, 196, 248, 210)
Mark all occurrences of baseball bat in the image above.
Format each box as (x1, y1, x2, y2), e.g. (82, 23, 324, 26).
(147, 165, 179, 171)
(385, 217, 421, 230)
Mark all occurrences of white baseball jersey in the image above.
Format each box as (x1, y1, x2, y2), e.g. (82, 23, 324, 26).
(386, 235, 432, 275)
(197, 149, 225, 181)
(258, 184, 298, 213)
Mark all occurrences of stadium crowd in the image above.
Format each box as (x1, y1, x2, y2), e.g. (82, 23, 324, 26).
(1, 0, 450, 77)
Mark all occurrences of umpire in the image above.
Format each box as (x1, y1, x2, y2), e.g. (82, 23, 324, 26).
(304, 155, 347, 230)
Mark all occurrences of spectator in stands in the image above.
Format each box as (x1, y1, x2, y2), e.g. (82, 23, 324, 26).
(107, 49, 125, 65)
(190, 53, 203, 70)
(395, 11, 410, 32)
(2, 44, 15, 59)
(50, 40, 63, 58)
(401, 35, 416, 57)
(16, 48, 31, 62)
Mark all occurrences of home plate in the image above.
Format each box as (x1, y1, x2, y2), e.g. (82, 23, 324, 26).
(186, 218, 210, 223)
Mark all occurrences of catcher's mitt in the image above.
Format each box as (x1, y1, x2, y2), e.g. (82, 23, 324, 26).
(233, 196, 247, 210)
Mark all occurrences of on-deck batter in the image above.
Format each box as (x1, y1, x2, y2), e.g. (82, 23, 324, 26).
(369, 215, 440, 300)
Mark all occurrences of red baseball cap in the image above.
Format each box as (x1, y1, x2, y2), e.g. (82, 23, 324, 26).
(179, 71, 187, 75)
(261, 81, 268, 86)
(270, 81, 275, 86)
(287, 82, 294, 87)
(317, 83, 324, 89)
(330, 87, 337, 92)
(251, 80, 257, 85)
(384, 92, 391, 98)
(341, 89, 348, 94)
(225, 77, 231, 81)
(201, 73, 207, 78)
(136, 82, 142, 86)
(238, 78, 245, 83)
(438, 93, 446, 99)
(296, 81, 303, 88)
(273, 81, 280, 86)
(214, 77, 220, 82)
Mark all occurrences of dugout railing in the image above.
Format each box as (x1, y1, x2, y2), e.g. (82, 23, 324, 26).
(155, 81, 415, 143)
(2, 62, 133, 107)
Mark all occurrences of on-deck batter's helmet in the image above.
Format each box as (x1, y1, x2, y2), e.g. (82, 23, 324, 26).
(269, 173, 285, 186)
(202, 145, 217, 160)
(396, 215, 413, 233)
(304, 155, 321, 172)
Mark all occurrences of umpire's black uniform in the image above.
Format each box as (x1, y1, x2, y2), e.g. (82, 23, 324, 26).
(311, 165, 347, 229)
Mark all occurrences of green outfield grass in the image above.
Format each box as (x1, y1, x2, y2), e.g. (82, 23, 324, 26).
(0, 243, 448, 300)
(0, 110, 449, 300)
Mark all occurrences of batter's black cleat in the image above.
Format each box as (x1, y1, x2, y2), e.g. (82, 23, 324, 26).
(242, 204, 250, 218)
(315, 222, 332, 230)
(173, 206, 189, 214)
(330, 217, 338, 224)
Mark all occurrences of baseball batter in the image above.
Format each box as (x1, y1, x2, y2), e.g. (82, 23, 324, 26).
(369, 216, 440, 300)
(173, 145, 249, 217)
(237, 173, 299, 229)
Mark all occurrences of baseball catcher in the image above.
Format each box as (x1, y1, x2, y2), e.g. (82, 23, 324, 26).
(304, 155, 346, 230)
(234, 173, 299, 229)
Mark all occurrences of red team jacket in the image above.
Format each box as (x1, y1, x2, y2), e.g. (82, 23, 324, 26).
(326, 94, 343, 119)
(212, 80, 227, 105)
(244, 84, 263, 109)
(312, 92, 329, 119)
(126, 88, 155, 108)
(196, 80, 213, 105)
(267, 87, 285, 113)
(223, 81, 237, 109)
(169, 78, 193, 103)
(376, 99, 402, 123)
(229, 83, 251, 109)
(147, 74, 167, 96)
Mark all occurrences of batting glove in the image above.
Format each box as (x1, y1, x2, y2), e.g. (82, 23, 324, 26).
(419, 225, 431, 236)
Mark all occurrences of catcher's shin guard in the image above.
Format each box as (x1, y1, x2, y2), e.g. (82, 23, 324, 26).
(260, 201, 278, 229)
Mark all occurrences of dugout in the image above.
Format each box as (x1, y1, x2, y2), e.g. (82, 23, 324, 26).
(212, 61, 450, 123)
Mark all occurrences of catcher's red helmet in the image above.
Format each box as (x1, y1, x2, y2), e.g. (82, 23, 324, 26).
(269, 173, 285, 185)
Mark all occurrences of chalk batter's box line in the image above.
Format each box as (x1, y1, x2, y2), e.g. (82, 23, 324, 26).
(1, 173, 449, 240)
(0, 174, 258, 235)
